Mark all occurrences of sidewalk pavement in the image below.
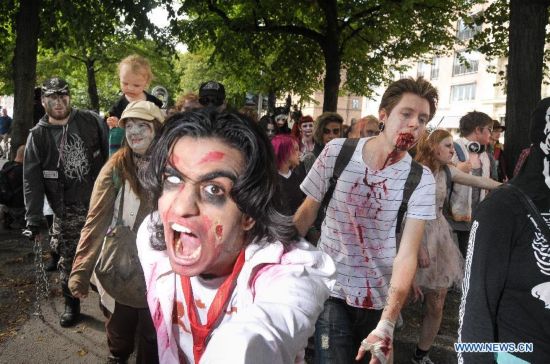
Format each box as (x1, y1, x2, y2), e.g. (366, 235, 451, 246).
(0, 291, 112, 363)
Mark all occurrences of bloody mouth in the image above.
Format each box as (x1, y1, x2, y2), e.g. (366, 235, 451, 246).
(395, 133, 414, 151)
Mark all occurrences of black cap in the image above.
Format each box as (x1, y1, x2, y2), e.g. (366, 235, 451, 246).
(41, 77, 70, 97)
(199, 81, 225, 106)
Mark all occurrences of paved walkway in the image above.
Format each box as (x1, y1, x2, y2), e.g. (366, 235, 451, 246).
(0, 290, 112, 363)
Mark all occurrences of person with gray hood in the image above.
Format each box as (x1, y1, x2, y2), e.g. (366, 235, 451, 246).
(23, 77, 108, 327)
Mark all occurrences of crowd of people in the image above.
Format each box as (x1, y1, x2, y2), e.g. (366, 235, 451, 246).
(0, 52, 548, 364)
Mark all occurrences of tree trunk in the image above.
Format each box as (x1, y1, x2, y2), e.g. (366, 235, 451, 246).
(268, 91, 276, 114)
(85, 58, 100, 113)
(504, 0, 548, 177)
(320, 0, 341, 112)
(322, 48, 341, 112)
(11, 0, 42, 160)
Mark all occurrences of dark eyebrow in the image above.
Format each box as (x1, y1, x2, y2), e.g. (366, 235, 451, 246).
(165, 163, 237, 183)
(196, 171, 238, 184)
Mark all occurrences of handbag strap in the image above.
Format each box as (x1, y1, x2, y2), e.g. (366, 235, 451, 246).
(504, 183, 550, 238)
(116, 182, 125, 226)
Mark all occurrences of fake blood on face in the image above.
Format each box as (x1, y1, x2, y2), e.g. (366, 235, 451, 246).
(395, 132, 414, 151)
(215, 224, 223, 239)
(199, 151, 226, 164)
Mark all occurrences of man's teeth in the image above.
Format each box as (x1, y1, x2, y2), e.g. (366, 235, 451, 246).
(171, 223, 192, 234)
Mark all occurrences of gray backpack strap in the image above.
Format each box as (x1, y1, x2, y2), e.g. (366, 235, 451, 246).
(396, 160, 423, 234)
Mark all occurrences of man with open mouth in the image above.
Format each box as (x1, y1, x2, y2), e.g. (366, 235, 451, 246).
(136, 110, 336, 363)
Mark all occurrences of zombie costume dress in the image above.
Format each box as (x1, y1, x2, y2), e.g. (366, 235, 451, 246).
(415, 169, 464, 290)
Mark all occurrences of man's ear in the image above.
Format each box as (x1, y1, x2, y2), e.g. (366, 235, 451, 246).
(241, 215, 256, 232)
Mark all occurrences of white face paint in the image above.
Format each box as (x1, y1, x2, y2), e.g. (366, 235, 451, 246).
(542, 107, 550, 189)
(125, 118, 155, 155)
(300, 122, 314, 138)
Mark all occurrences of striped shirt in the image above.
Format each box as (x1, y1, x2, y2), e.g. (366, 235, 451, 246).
(301, 138, 436, 309)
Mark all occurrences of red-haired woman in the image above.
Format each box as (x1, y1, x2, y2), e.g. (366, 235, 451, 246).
(271, 134, 306, 215)
(410, 129, 501, 364)
(292, 115, 315, 159)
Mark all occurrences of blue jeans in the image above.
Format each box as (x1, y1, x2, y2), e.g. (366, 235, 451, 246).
(314, 297, 382, 364)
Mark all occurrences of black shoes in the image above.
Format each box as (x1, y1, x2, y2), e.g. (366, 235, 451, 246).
(59, 295, 80, 327)
(45, 252, 59, 272)
(106, 355, 128, 364)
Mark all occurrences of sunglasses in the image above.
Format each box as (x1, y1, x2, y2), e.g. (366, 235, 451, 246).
(323, 127, 341, 135)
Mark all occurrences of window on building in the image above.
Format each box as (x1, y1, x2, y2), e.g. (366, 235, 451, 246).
(456, 17, 482, 41)
(430, 57, 440, 80)
(450, 83, 476, 101)
(351, 99, 360, 110)
(417, 61, 429, 78)
(453, 51, 479, 76)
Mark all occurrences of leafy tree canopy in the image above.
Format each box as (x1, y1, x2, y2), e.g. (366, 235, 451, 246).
(170, 0, 482, 110)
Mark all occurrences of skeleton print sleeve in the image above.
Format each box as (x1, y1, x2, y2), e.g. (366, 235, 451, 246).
(457, 189, 515, 363)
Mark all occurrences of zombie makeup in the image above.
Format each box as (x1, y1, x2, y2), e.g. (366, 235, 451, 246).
(43, 94, 71, 121)
(275, 115, 288, 127)
(125, 118, 155, 155)
(266, 124, 276, 139)
(300, 122, 314, 137)
(158, 137, 251, 278)
(322, 121, 342, 145)
(395, 132, 415, 151)
(435, 137, 455, 164)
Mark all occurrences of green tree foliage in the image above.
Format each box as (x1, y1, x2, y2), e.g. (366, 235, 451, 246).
(0, 0, 175, 157)
(171, 0, 479, 112)
(35, 39, 180, 112)
(467, 0, 550, 175)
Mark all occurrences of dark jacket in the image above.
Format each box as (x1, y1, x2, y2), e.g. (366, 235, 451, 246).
(23, 108, 108, 225)
(108, 91, 163, 119)
(458, 184, 550, 363)
(1, 161, 24, 208)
